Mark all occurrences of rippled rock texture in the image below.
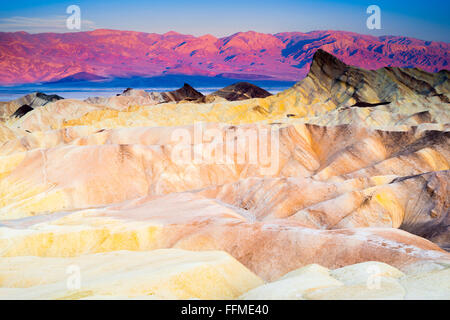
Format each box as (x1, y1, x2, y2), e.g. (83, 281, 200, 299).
(0, 50, 449, 299)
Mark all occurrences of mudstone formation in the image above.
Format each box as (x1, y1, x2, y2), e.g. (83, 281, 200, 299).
(0, 50, 449, 299)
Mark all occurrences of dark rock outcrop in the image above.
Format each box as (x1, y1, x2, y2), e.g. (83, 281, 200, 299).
(11, 104, 33, 118)
(161, 83, 204, 102)
(209, 82, 272, 101)
(34, 92, 64, 104)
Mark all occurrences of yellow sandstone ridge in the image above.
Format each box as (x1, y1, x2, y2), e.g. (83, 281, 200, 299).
(0, 249, 264, 299)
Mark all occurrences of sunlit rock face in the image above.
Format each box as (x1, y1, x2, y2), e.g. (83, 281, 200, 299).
(0, 50, 449, 299)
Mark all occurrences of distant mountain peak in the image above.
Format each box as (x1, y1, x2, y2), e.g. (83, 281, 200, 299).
(47, 72, 107, 84)
(164, 31, 182, 36)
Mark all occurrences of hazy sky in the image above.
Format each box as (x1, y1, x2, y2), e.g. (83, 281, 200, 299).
(0, 0, 449, 42)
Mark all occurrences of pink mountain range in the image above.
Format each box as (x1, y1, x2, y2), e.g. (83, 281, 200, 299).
(0, 29, 448, 85)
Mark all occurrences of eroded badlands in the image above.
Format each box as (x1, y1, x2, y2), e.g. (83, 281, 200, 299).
(0, 50, 449, 299)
